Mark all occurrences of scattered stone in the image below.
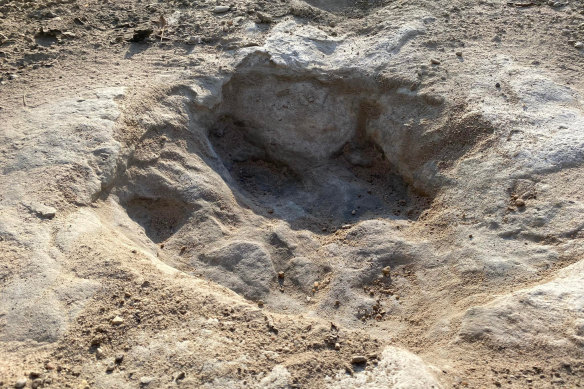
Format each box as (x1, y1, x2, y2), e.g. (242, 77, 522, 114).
(31, 379, 43, 389)
(115, 354, 124, 364)
(213, 6, 230, 13)
(335, 342, 341, 350)
(27, 202, 56, 219)
(78, 380, 90, 389)
(106, 362, 115, 372)
(186, 36, 201, 45)
(575, 42, 584, 49)
(140, 376, 154, 386)
(111, 316, 124, 325)
(258, 300, 264, 307)
(278, 271, 285, 279)
(14, 378, 27, 388)
(456, 51, 463, 56)
(45, 362, 55, 370)
(495, 82, 501, 88)
(351, 210, 356, 215)
(351, 355, 367, 364)
(267, 318, 278, 334)
(382, 266, 391, 276)
(96, 347, 105, 359)
(256, 11, 273, 23)
(29, 372, 40, 379)
(431, 58, 441, 65)
(35, 27, 61, 39)
(515, 198, 526, 207)
(61, 31, 77, 39)
(91, 335, 103, 346)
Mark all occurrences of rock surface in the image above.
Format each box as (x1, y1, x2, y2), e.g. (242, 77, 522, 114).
(1, 0, 584, 387)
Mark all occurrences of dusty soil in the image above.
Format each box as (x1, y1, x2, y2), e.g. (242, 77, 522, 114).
(1, 0, 584, 388)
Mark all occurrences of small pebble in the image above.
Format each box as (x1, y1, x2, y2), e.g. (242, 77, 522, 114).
(382, 266, 391, 276)
(515, 199, 526, 207)
(96, 347, 105, 359)
(335, 342, 341, 350)
(140, 376, 154, 385)
(575, 42, 584, 49)
(431, 58, 441, 65)
(106, 362, 115, 372)
(31, 379, 42, 389)
(61, 31, 77, 39)
(256, 11, 273, 23)
(213, 5, 230, 13)
(351, 210, 356, 215)
(495, 82, 501, 88)
(14, 378, 27, 388)
(79, 380, 90, 389)
(111, 316, 124, 325)
(351, 355, 367, 364)
(455, 51, 463, 56)
(115, 354, 124, 364)
(278, 271, 285, 279)
(186, 36, 201, 45)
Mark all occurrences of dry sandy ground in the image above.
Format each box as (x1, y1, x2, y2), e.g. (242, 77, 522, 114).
(1, 0, 584, 388)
